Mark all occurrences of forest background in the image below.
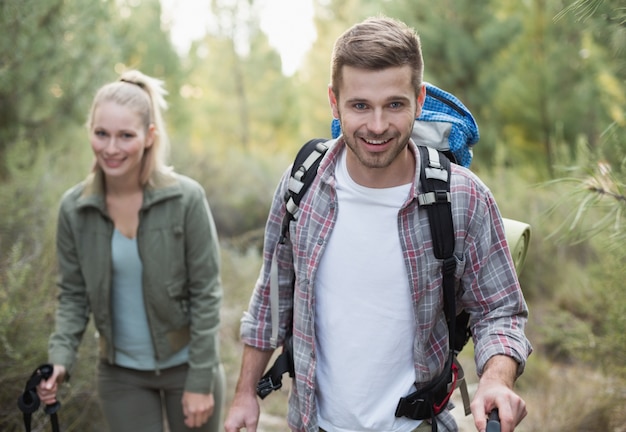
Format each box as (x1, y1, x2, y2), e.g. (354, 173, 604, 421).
(1, 0, 625, 430)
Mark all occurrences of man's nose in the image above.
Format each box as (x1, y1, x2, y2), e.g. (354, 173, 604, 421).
(368, 109, 389, 135)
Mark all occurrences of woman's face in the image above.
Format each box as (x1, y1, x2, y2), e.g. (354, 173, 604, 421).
(89, 101, 154, 184)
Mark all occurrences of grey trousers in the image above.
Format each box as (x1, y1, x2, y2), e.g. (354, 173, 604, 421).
(97, 362, 225, 432)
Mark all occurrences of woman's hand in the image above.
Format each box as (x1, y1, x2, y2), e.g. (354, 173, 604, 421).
(182, 391, 215, 428)
(36, 364, 66, 406)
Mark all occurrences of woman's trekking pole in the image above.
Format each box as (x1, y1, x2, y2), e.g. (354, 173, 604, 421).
(17, 364, 61, 432)
(486, 409, 500, 432)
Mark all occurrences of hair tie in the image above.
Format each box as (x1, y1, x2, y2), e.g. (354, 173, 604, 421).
(120, 78, 145, 90)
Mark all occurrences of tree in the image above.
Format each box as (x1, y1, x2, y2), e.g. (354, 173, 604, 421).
(163, 0, 304, 236)
(0, 0, 119, 180)
(294, 0, 384, 144)
(111, 0, 187, 136)
(551, 0, 626, 385)
(494, 1, 606, 175)
(177, 0, 299, 154)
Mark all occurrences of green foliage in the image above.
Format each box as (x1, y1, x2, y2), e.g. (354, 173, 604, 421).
(182, 37, 299, 154)
(0, 140, 100, 430)
(112, 0, 188, 132)
(171, 141, 289, 238)
(0, 0, 118, 180)
(535, 0, 626, 406)
(537, 307, 597, 363)
(218, 245, 263, 395)
(0, 0, 187, 178)
(592, 252, 626, 380)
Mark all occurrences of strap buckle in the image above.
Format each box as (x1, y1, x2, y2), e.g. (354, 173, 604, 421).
(256, 375, 283, 399)
(395, 356, 457, 421)
(442, 256, 456, 275)
(395, 394, 431, 420)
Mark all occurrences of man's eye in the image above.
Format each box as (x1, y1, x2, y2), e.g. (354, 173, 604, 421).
(354, 103, 367, 110)
(390, 102, 403, 109)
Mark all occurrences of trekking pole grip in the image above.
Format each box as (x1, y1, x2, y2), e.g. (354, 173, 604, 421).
(486, 409, 500, 432)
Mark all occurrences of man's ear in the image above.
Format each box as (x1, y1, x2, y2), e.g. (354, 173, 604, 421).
(415, 83, 427, 118)
(328, 85, 340, 119)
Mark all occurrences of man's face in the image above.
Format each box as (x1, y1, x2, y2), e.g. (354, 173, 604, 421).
(329, 65, 425, 187)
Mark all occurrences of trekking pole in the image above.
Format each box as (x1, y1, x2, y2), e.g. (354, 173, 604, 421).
(486, 409, 500, 432)
(17, 364, 61, 432)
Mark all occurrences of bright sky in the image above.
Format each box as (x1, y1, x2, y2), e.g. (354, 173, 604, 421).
(160, 0, 317, 76)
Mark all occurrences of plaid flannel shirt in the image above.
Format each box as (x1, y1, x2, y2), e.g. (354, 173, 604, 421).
(241, 138, 531, 432)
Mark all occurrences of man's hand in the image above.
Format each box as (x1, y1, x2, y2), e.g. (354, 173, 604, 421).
(223, 345, 274, 432)
(470, 355, 527, 432)
(36, 364, 66, 406)
(224, 391, 261, 432)
(182, 391, 215, 428)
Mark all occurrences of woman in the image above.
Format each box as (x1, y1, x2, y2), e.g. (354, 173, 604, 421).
(37, 70, 225, 432)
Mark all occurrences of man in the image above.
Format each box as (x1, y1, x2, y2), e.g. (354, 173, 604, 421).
(224, 16, 531, 432)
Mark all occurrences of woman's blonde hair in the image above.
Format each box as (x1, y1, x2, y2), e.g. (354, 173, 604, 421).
(87, 70, 172, 185)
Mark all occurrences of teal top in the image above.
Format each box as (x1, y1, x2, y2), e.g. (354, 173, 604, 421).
(111, 229, 188, 370)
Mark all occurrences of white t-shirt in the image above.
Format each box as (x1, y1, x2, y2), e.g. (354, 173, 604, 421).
(315, 149, 421, 432)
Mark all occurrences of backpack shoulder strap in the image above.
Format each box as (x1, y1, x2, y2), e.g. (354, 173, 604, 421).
(415, 146, 471, 416)
(396, 147, 472, 422)
(271, 138, 330, 349)
(258, 138, 330, 398)
(416, 145, 456, 334)
(280, 138, 330, 242)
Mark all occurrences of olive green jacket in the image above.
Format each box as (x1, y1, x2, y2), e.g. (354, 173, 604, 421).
(48, 170, 222, 394)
